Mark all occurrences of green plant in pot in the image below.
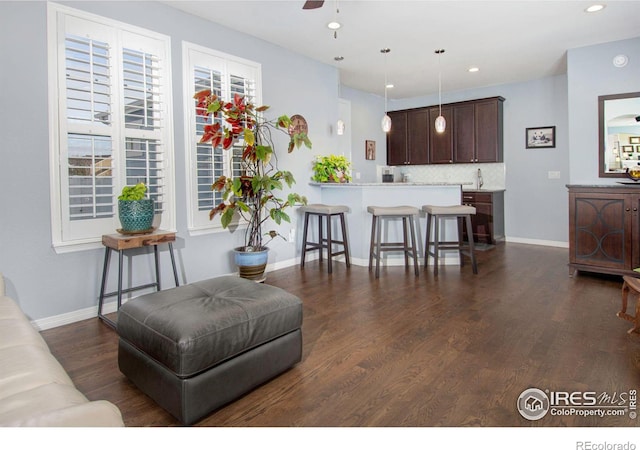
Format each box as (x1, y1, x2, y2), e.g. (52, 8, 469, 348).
(194, 90, 312, 281)
(118, 182, 154, 234)
(312, 154, 352, 183)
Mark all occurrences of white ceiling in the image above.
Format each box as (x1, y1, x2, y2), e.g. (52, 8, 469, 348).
(164, 0, 640, 99)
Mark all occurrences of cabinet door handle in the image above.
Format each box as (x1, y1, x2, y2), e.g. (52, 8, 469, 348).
(627, 208, 631, 211)
(635, 208, 638, 211)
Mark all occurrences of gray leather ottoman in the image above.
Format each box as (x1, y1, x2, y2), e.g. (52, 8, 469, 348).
(116, 275, 303, 425)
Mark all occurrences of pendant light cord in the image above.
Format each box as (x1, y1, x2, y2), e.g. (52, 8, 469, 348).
(437, 49, 444, 116)
(382, 48, 390, 112)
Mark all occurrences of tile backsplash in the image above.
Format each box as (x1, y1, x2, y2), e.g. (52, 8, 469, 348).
(378, 163, 506, 190)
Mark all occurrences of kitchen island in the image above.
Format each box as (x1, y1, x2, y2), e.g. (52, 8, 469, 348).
(308, 182, 471, 267)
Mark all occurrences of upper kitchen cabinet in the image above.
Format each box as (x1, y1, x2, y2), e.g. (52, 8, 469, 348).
(454, 97, 505, 163)
(387, 96, 504, 166)
(386, 109, 429, 166)
(473, 97, 504, 163)
(429, 106, 454, 164)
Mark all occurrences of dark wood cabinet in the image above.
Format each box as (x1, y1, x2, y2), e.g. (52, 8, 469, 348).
(453, 103, 475, 163)
(387, 111, 408, 166)
(568, 185, 640, 276)
(474, 99, 503, 163)
(462, 190, 505, 245)
(428, 106, 453, 164)
(387, 96, 504, 166)
(407, 109, 429, 165)
(454, 99, 504, 163)
(386, 109, 428, 166)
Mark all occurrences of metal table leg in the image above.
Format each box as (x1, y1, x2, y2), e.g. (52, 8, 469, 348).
(168, 242, 179, 286)
(98, 247, 117, 329)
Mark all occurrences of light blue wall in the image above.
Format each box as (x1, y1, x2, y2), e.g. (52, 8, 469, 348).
(341, 86, 387, 182)
(567, 37, 640, 184)
(0, 1, 339, 321)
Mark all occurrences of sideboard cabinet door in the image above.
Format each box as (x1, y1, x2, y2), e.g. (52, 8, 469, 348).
(568, 186, 639, 276)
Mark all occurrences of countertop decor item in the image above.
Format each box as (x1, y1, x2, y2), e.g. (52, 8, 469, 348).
(312, 154, 352, 183)
(193, 90, 312, 280)
(625, 165, 640, 182)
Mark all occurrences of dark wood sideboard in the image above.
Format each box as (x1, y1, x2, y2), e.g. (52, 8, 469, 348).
(568, 184, 640, 277)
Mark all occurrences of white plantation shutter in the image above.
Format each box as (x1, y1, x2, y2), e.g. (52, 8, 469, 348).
(64, 35, 114, 220)
(183, 42, 262, 232)
(48, 5, 174, 250)
(122, 45, 165, 214)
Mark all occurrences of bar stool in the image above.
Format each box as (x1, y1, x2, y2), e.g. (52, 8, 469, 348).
(367, 205, 419, 278)
(422, 204, 478, 276)
(300, 204, 351, 274)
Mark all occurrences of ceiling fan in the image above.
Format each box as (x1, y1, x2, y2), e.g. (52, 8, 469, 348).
(303, 1, 324, 9)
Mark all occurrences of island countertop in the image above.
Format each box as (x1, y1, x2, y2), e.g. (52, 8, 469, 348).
(310, 181, 473, 187)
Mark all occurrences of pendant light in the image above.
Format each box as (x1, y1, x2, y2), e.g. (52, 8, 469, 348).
(381, 48, 391, 133)
(435, 49, 446, 134)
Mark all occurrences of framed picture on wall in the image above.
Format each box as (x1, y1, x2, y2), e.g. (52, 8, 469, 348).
(630, 137, 640, 144)
(526, 126, 556, 149)
(622, 145, 634, 153)
(365, 140, 376, 160)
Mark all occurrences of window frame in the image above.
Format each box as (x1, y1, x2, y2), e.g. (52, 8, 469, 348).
(47, 3, 175, 253)
(182, 41, 262, 234)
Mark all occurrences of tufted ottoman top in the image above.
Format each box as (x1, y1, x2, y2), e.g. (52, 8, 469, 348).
(117, 276, 303, 378)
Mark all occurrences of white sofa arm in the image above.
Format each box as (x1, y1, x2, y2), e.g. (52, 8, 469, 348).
(2, 400, 124, 427)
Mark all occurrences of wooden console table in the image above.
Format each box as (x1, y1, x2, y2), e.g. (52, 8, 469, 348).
(97, 230, 179, 328)
(568, 185, 640, 277)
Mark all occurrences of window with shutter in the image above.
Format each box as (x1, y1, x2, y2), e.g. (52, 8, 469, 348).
(48, 4, 175, 251)
(183, 42, 261, 233)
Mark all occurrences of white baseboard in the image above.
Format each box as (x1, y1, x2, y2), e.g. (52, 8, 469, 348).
(32, 301, 119, 331)
(505, 236, 568, 248)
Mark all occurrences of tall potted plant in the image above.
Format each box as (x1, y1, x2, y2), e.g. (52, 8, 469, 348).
(194, 90, 312, 280)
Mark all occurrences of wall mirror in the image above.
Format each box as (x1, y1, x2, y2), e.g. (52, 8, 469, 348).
(599, 91, 640, 177)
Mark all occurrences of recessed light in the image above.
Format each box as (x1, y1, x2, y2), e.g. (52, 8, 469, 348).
(613, 54, 628, 68)
(386, 83, 394, 89)
(327, 21, 341, 30)
(585, 4, 605, 13)
(334, 56, 344, 61)
(468, 67, 479, 73)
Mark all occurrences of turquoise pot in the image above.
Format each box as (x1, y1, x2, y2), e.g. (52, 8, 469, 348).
(234, 246, 269, 281)
(118, 199, 154, 232)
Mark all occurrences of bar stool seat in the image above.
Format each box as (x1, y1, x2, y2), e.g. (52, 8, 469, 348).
(367, 205, 419, 278)
(422, 204, 477, 276)
(300, 204, 351, 274)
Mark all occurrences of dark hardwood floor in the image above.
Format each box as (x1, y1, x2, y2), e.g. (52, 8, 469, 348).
(41, 243, 640, 427)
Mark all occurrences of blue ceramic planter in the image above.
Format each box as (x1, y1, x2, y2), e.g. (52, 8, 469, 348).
(234, 246, 269, 281)
(118, 199, 154, 232)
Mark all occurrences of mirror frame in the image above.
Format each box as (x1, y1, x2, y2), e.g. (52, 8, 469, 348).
(599, 91, 640, 178)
